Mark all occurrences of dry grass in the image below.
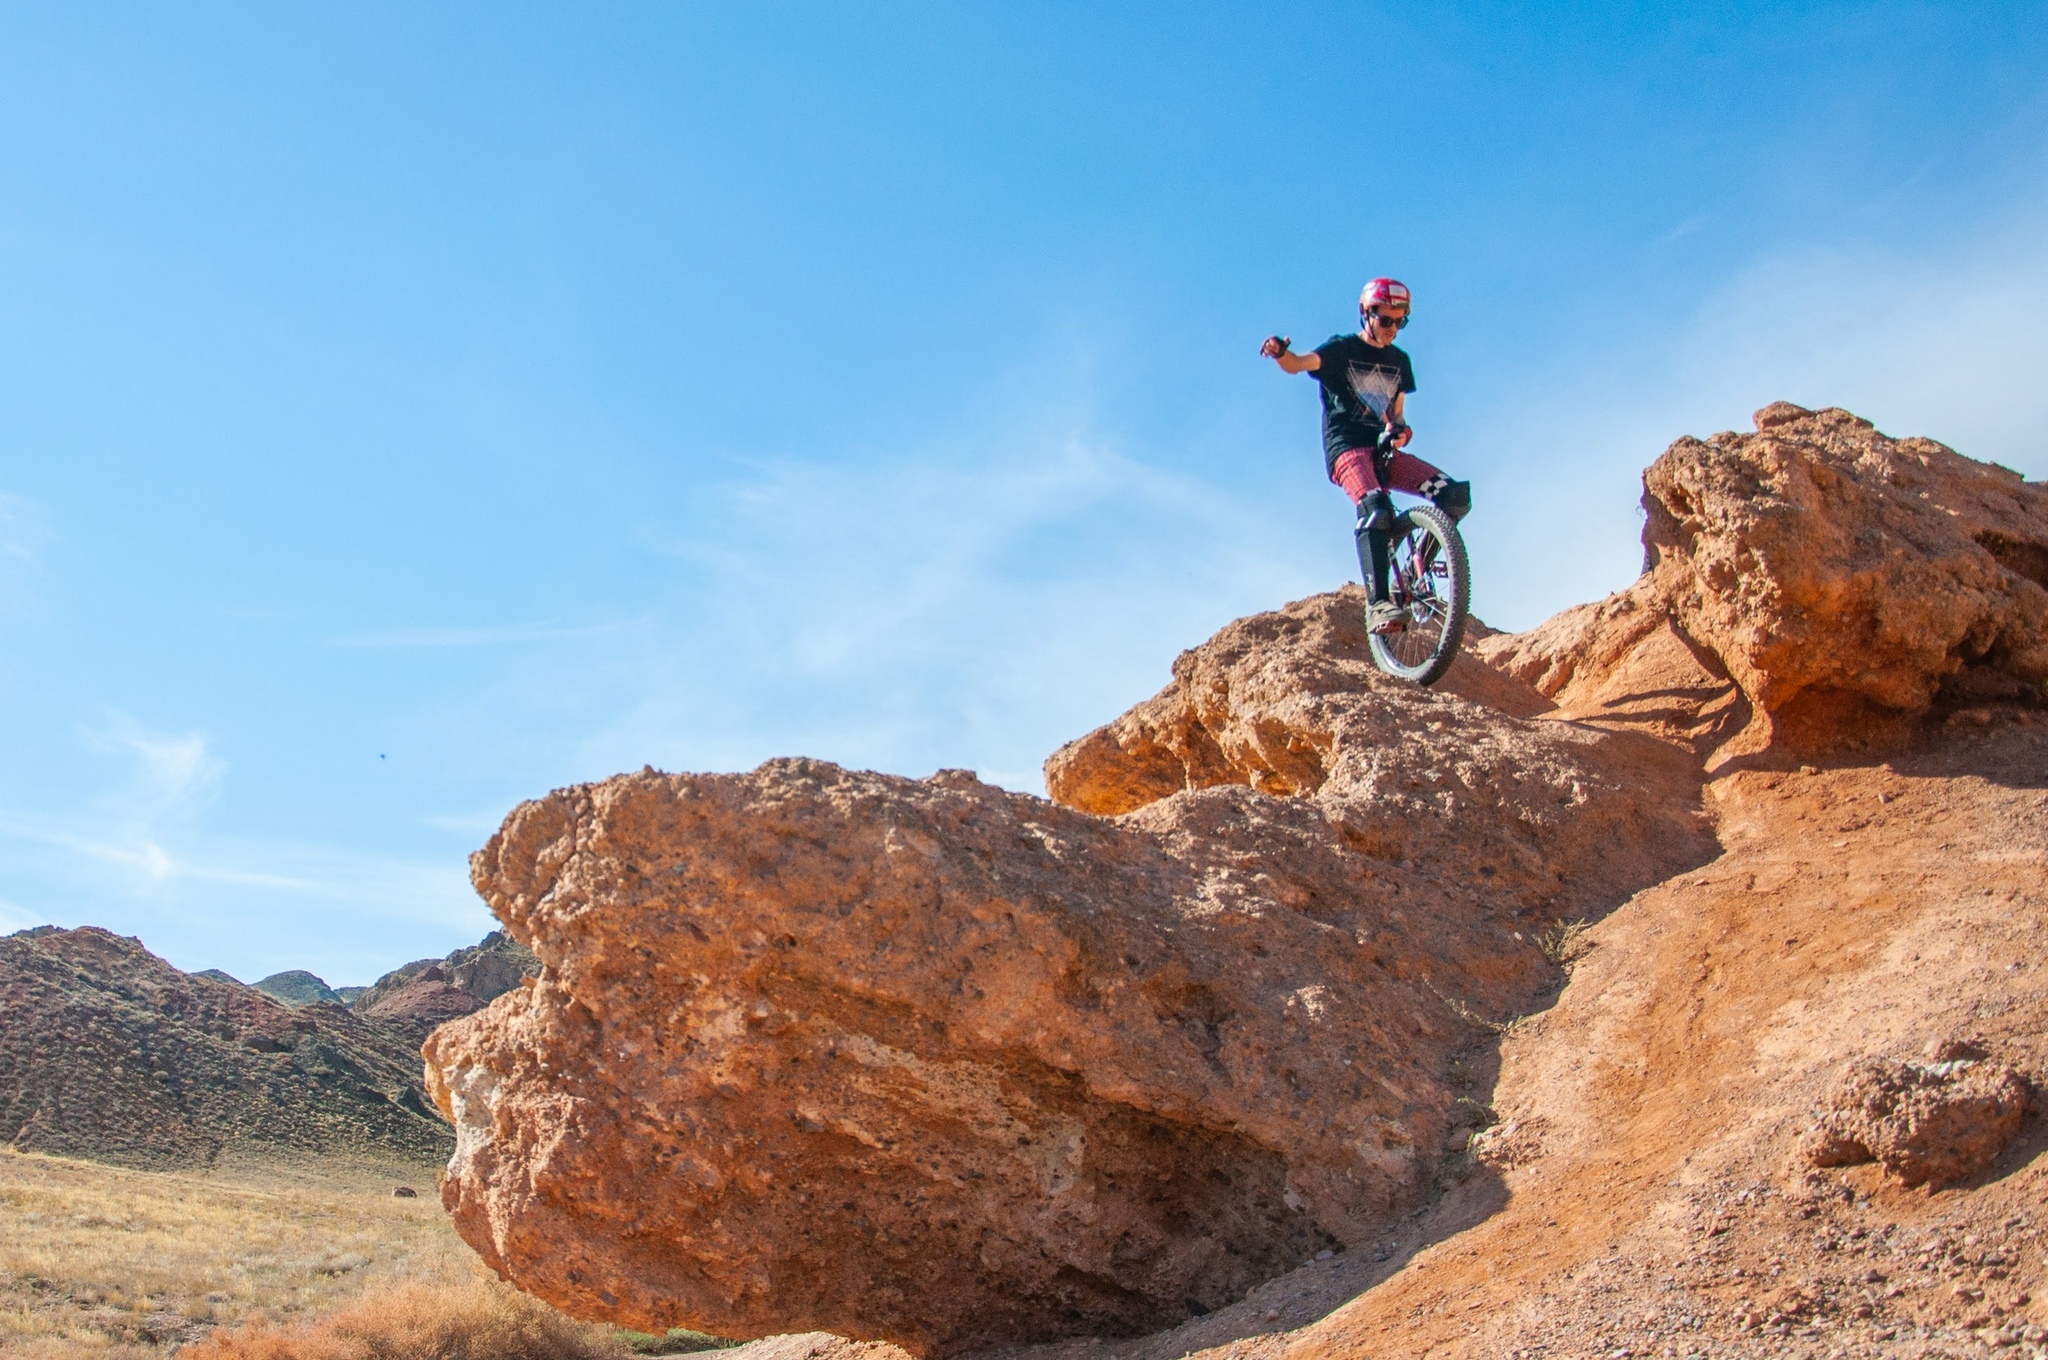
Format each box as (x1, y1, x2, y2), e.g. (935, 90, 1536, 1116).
(0, 1148, 727, 1359)
(180, 1271, 630, 1360)
(0, 1146, 469, 1358)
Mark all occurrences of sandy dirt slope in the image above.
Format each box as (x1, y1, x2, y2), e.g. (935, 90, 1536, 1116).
(1282, 712, 2048, 1358)
(957, 707, 2048, 1360)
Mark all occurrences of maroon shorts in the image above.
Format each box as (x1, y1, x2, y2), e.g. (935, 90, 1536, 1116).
(1329, 446, 1448, 503)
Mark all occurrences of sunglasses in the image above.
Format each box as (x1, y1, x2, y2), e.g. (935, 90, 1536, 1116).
(1365, 310, 1409, 330)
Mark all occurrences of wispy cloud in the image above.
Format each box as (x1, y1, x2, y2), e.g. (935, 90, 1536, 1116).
(642, 434, 1258, 664)
(0, 816, 310, 890)
(1653, 215, 1708, 246)
(334, 620, 650, 649)
(0, 714, 483, 978)
(1673, 208, 2048, 469)
(584, 420, 1324, 791)
(0, 804, 471, 919)
(0, 719, 267, 899)
(81, 717, 224, 825)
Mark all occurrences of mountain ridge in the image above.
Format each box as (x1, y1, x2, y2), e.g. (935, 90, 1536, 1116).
(0, 927, 537, 1169)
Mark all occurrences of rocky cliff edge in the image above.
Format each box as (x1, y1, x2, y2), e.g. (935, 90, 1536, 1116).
(423, 405, 2048, 1357)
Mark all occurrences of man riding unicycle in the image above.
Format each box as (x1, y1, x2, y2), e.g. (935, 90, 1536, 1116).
(1261, 278, 1471, 638)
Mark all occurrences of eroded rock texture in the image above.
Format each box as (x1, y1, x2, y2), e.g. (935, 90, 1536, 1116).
(1807, 1052, 2030, 1188)
(1044, 604, 1555, 819)
(425, 595, 1713, 1356)
(422, 404, 2046, 1354)
(1040, 592, 1704, 917)
(1479, 404, 2048, 757)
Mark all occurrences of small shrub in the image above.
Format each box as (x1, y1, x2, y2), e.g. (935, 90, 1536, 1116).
(1453, 1096, 1498, 1130)
(1536, 918, 1592, 969)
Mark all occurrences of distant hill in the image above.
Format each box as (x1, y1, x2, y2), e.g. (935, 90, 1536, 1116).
(0, 927, 540, 1171)
(200, 935, 538, 1041)
(353, 931, 539, 1043)
(253, 969, 342, 1006)
(0, 925, 543, 1170)
(0, 927, 452, 1169)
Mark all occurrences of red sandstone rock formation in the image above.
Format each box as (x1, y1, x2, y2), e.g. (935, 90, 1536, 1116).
(425, 404, 2048, 1360)
(424, 603, 1712, 1354)
(352, 930, 540, 1042)
(1480, 403, 2048, 760)
(360, 969, 486, 1039)
(1043, 613, 1553, 817)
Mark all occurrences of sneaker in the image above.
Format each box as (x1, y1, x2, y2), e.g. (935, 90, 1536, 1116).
(1367, 600, 1410, 635)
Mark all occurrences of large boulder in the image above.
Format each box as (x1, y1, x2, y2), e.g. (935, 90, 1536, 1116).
(1481, 404, 2048, 757)
(424, 593, 1714, 1356)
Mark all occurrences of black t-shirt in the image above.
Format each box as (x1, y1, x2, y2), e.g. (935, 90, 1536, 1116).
(1310, 334, 1416, 469)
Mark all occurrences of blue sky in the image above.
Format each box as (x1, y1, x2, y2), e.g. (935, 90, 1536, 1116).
(2, 3, 2044, 983)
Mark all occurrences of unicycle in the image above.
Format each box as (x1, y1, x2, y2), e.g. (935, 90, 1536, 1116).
(1358, 432, 1470, 687)
(1368, 501, 1469, 685)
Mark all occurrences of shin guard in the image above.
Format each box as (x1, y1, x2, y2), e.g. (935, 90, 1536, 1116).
(1354, 492, 1396, 604)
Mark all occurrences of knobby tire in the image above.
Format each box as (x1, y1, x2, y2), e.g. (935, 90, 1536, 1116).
(1367, 503, 1470, 687)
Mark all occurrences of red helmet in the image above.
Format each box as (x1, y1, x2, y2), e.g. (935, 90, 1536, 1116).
(1360, 277, 1412, 315)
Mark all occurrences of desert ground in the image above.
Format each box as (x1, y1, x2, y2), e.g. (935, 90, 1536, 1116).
(0, 1148, 460, 1356)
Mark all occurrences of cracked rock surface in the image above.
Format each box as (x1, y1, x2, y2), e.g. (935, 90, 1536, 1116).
(425, 601, 1711, 1355)
(426, 404, 2048, 1360)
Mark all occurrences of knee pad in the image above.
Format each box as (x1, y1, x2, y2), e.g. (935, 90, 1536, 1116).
(1430, 479, 1472, 522)
(1354, 491, 1397, 534)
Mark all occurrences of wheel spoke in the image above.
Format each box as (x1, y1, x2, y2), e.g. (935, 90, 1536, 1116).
(1367, 506, 1468, 686)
